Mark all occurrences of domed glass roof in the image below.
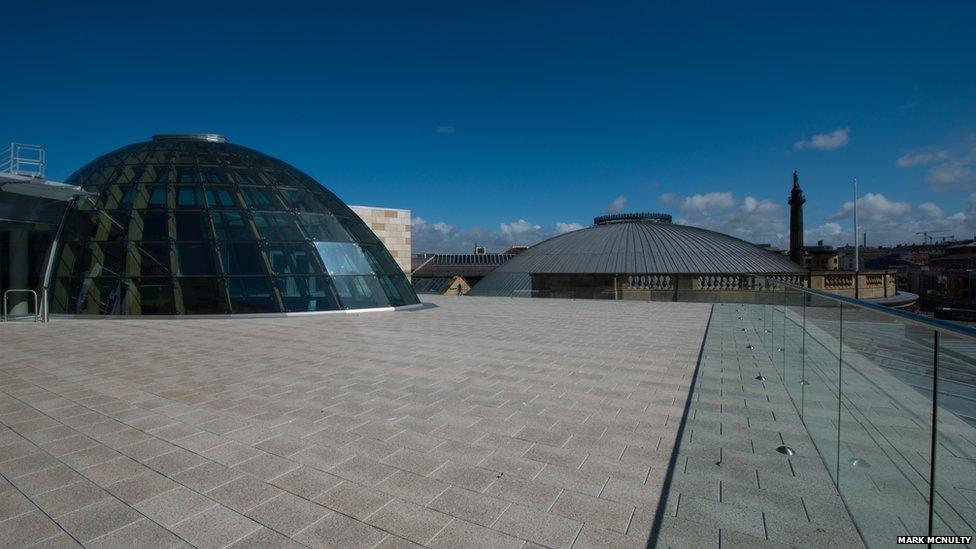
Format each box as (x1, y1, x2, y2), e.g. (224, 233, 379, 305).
(50, 135, 418, 315)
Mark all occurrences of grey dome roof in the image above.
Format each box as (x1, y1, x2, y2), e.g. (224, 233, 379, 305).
(486, 216, 801, 275)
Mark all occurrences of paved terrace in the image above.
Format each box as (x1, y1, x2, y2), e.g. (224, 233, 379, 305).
(1, 295, 857, 548)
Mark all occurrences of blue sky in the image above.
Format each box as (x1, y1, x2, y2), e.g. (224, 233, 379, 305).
(4, 1, 975, 252)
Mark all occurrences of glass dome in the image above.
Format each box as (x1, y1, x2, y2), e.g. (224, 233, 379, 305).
(50, 135, 419, 315)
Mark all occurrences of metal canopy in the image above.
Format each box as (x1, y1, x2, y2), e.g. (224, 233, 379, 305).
(0, 172, 88, 201)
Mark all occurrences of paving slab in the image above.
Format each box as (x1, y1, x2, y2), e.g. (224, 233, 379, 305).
(0, 295, 710, 547)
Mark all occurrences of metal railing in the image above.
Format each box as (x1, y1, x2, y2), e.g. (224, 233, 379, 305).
(2, 289, 40, 322)
(727, 277, 974, 546)
(0, 143, 45, 178)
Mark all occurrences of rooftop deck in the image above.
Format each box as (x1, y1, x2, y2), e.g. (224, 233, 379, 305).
(2, 295, 861, 547)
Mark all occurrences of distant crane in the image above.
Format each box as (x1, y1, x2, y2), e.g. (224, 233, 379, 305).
(916, 230, 950, 244)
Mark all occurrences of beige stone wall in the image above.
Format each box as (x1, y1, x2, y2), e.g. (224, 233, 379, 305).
(350, 205, 412, 277)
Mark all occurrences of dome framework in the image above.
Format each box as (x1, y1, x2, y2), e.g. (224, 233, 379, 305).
(50, 135, 418, 315)
(470, 213, 803, 299)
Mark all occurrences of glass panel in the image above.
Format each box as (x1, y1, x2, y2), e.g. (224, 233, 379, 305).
(56, 242, 126, 278)
(378, 275, 407, 306)
(336, 216, 381, 244)
(211, 211, 256, 241)
(175, 186, 206, 208)
(99, 184, 131, 209)
(128, 243, 173, 277)
(315, 242, 374, 276)
(800, 292, 843, 483)
(274, 276, 340, 312)
(126, 277, 175, 315)
(56, 277, 125, 315)
(297, 213, 352, 242)
(227, 277, 277, 313)
(267, 243, 324, 275)
(173, 211, 211, 241)
(361, 245, 402, 275)
(934, 330, 976, 539)
(241, 186, 286, 210)
(281, 188, 344, 214)
(205, 186, 241, 209)
(176, 243, 219, 275)
(252, 212, 304, 240)
(783, 285, 806, 415)
(331, 275, 389, 309)
(176, 278, 229, 314)
(200, 167, 224, 184)
(131, 211, 171, 241)
(218, 243, 267, 275)
(147, 185, 169, 208)
(392, 275, 419, 305)
(63, 210, 130, 241)
(835, 303, 934, 541)
(177, 167, 200, 183)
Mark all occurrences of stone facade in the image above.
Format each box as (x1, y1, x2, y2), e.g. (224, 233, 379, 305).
(350, 205, 412, 277)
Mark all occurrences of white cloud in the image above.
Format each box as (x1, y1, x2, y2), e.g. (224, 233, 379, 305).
(412, 216, 584, 253)
(606, 195, 627, 214)
(500, 219, 541, 238)
(794, 127, 851, 151)
(897, 150, 950, 167)
(555, 221, 584, 233)
(742, 196, 780, 215)
(435, 126, 456, 134)
(926, 149, 976, 191)
(919, 202, 944, 219)
(660, 192, 784, 245)
(829, 193, 911, 222)
(677, 192, 735, 213)
(899, 140, 976, 191)
(805, 222, 844, 243)
(819, 222, 843, 236)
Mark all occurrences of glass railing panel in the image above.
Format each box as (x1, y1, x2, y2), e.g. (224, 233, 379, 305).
(798, 291, 843, 482)
(836, 303, 934, 543)
(934, 330, 976, 539)
(782, 284, 806, 415)
(774, 285, 788, 380)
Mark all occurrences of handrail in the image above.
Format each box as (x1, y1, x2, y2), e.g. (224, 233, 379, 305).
(758, 275, 976, 342)
(1, 143, 45, 177)
(2, 289, 39, 322)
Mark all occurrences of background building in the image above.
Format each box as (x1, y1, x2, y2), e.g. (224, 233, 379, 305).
(470, 212, 807, 299)
(350, 205, 411, 278)
(411, 247, 518, 295)
(804, 240, 839, 270)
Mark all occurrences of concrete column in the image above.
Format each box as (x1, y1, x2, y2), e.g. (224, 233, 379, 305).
(8, 227, 29, 315)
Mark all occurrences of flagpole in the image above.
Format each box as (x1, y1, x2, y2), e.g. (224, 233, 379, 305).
(853, 177, 859, 298)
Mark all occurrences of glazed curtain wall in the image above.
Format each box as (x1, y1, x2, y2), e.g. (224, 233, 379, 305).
(50, 140, 418, 314)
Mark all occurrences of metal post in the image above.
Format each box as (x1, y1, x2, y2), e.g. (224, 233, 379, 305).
(929, 330, 940, 540)
(800, 292, 806, 418)
(836, 302, 844, 487)
(853, 178, 860, 299)
(39, 196, 80, 322)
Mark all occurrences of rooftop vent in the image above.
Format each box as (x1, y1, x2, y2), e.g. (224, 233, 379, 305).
(152, 134, 227, 143)
(593, 212, 672, 226)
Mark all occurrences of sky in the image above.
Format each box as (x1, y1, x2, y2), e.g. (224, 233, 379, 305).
(4, 1, 975, 253)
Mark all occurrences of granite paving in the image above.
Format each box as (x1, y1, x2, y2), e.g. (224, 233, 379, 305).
(652, 302, 865, 549)
(0, 295, 713, 548)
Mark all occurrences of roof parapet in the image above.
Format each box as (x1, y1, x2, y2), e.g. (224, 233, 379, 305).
(593, 212, 672, 226)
